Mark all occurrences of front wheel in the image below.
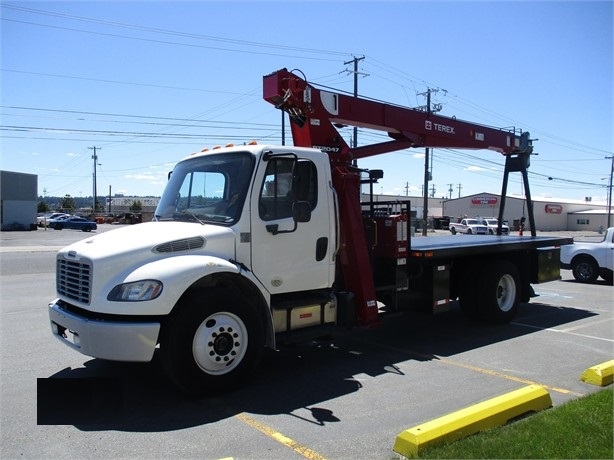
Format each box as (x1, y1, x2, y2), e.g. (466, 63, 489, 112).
(450, 227, 457, 235)
(160, 288, 264, 395)
(571, 257, 599, 283)
(477, 260, 520, 323)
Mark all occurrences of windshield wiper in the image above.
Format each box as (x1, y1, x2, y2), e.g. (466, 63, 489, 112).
(174, 210, 206, 225)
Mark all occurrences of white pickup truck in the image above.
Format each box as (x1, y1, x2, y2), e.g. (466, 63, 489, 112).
(479, 217, 510, 235)
(449, 218, 488, 235)
(560, 227, 614, 284)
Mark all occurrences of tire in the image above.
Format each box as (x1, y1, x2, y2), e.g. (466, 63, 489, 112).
(160, 288, 264, 395)
(82, 226, 92, 232)
(571, 256, 599, 283)
(477, 260, 520, 323)
(450, 227, 457, 235)
(55, 224, 63, 230)
(467, 228, 472, 235)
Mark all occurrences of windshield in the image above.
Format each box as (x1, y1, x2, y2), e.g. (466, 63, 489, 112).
(155, 151, 254, 224)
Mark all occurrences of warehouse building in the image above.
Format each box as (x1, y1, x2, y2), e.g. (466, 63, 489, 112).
(443, 192, 611, 232)
(1, 170, 37, 231)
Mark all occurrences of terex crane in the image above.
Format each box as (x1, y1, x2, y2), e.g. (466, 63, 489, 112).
(47, 68, 571, 394)
(263, 68, 538, 328)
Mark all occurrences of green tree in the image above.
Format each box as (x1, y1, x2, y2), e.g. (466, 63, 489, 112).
(129, 200, 142, 212)
(37, 201, 50, 213)
(60, 194, 76, 212)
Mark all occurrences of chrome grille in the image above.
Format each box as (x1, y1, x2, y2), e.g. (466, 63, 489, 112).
(57, 258, 92, 304)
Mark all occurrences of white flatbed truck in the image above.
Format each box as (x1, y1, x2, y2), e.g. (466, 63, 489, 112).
(48, 69, 572, 394)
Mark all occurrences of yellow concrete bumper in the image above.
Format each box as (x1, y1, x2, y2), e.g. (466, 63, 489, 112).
(580, 360, 614, 387)
(393, 385, 552, 457)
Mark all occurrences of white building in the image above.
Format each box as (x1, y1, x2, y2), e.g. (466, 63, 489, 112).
(442, 192, 612, 232)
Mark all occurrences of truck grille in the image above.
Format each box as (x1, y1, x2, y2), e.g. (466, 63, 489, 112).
(57, 258, 92, 304)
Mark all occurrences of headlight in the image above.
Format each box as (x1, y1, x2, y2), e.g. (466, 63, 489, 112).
(107, 280, 163, 301)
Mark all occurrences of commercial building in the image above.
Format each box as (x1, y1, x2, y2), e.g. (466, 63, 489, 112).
(443, 192, 612, 232)
(1, 170, 37, 231)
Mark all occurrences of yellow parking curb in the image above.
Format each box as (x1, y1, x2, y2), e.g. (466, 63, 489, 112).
(393, 385, 552, 457)
(580, 360, 614, 387)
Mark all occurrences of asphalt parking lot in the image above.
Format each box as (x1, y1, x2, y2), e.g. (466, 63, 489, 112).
(1, 225, 612, 459)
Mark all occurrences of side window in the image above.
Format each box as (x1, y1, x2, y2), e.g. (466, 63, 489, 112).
(258, 158, 318, 221)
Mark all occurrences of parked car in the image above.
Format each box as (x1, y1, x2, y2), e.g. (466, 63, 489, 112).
(560, 227, 613, 284)
(479, 217, 510, 235)
(49, 216, 97, 232)
(37, 212, 69, 227)
(449, 218, 488, 235)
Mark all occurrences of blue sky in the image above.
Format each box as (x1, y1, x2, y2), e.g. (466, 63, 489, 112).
(1, 1, 612, 203)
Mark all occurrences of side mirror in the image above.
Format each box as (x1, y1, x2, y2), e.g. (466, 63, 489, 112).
(292, 201, 311, 223)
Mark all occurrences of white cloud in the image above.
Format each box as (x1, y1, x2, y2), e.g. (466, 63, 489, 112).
(466, 165, 487, 172)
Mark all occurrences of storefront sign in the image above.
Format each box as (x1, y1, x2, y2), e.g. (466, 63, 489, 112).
(545, 204, 563, 214)
(471, 196, 498, 205)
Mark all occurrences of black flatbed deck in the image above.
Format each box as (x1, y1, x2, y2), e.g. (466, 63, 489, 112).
(409, 234, 573, 259)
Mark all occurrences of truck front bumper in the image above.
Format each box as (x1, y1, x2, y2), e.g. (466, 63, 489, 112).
(48, 299, 161, 362)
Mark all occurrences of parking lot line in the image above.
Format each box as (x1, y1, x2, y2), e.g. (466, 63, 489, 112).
(436, 358, 583, 396)
(235, 413, 328, 460)
(511, 321, 614, 343)
(344, 335, 583, 397)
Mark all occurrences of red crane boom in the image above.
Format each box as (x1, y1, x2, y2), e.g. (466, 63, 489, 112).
(263, 68, 536, 327)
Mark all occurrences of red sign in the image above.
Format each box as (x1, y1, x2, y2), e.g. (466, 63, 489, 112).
(545, 204, 563, 214)
(471, 196, 498, 205)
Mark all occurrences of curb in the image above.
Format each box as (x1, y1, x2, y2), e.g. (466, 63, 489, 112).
(393, 385, 552, 457)
(580, 360, 614, 387)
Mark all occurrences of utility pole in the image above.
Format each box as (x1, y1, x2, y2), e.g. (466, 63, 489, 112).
(417, 87, 440, 235)
(430, 184, 436, 198)
(607, 155, 613, 228)
(343, 56, 367, 150)
(448, 183, 454, 199)
(89, 146, 101, 216)
(281, 110, 285, 146)
(457, 183, 463, 198)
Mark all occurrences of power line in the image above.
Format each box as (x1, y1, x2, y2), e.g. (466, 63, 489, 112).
(2, 4, 351, 57)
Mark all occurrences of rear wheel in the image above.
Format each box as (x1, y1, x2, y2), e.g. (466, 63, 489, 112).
(160, 288, 264, 395)
(477, 260, 520, 323)
(450, 227, 457, 235)
(571, 257, 599, 283)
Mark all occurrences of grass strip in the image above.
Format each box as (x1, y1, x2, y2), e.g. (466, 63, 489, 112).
(415, 387, 613, 459)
